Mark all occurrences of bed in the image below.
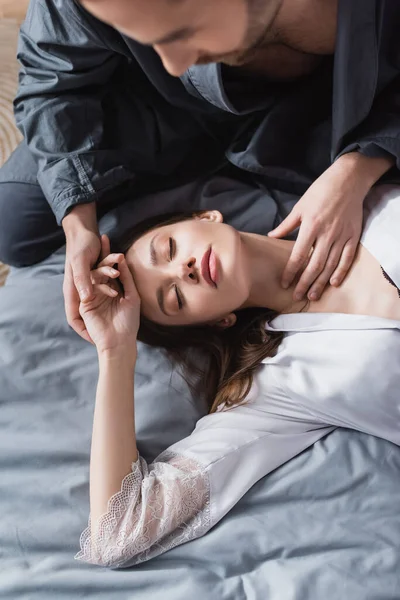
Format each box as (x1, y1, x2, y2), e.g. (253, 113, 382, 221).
(1, 174, 400, 600)
(1, 10, 400, 599)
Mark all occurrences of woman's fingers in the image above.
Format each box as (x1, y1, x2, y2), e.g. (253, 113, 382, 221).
(97, 253, 124, 269)
(90, 253, 136, 300)
(90, 265, 120, 285)
(95, 283, 119, 298)
(117, 256, 139, 301)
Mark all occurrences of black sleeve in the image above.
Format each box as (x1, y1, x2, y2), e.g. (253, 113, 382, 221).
(336, 76, 400, 173)
(14, 0, 123, 224)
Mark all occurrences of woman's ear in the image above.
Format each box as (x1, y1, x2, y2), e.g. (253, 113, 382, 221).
(194, 210, 223, 223)
(215, 313, 237, 329)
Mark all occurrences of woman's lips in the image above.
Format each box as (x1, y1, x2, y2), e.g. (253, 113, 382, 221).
(209, 249, 219, 286)
(201, 246, 217, 288)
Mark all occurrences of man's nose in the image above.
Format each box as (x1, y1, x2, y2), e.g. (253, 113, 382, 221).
(154, 43, 198, 77)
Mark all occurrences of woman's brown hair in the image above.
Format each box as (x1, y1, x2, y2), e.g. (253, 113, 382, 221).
(113, 212, 284, 414)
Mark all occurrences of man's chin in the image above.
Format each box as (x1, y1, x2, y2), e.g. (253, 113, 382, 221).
(196, 53, 249, 67)
(196, 47, 261, 68)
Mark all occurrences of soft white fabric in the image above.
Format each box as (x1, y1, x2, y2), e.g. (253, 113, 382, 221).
(263, 183, 400, 447)
(75, 184, 400, 569)
(76, 396, 333, 568)
(75, 451, 212, 568)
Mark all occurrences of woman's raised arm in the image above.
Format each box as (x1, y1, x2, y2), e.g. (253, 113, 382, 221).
(74, 237, 334, 569)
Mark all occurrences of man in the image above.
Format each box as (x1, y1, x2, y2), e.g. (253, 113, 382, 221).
(0, 0, 398, 344)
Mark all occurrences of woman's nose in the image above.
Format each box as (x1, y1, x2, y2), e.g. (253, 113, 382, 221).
(181, 257, 198, 282)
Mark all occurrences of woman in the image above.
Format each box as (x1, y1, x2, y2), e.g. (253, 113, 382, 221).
(74, 184, 400, 569)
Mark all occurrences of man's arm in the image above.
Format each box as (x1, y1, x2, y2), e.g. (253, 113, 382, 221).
(14, 0, 122, 225)
(268, 37, 400, 301)
(335, 74, 400, 175)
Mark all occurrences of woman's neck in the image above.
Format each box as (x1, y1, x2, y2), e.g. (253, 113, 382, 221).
(238, 231, 307, 313)
(238, 230, 400, 323)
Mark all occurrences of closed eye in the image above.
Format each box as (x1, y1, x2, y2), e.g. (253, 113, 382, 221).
(175, 284, 183, 310)
(167, 237, 182, 309)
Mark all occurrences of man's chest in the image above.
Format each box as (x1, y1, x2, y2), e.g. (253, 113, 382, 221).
(239, 0, 338, 80)
(236, 45, 324, 80)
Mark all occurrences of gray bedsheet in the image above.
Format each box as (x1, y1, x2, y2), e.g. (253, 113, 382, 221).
(1, 177, 400, 599)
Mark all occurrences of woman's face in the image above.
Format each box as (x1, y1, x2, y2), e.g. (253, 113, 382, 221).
(125, 211, 250, 326)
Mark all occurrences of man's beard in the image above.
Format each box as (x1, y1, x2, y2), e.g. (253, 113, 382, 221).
(195, 0, 282, 67)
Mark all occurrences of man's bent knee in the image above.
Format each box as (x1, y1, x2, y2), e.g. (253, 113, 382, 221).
(0, 181, 65, 267)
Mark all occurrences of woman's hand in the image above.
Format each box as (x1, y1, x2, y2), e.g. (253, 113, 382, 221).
(78, 235, 140, 355)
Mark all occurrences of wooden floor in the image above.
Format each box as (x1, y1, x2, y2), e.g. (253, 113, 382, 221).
(0, 1, 28, 284)
(0, 0, 28, 21)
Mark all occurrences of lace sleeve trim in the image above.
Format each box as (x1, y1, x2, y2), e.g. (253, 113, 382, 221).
(74, 449, 212, 568)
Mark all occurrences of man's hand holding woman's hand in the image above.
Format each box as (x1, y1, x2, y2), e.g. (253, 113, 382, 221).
(78, 234, 141, 358)
(62, 202, 101, 344)
(62, 203, 140, 355)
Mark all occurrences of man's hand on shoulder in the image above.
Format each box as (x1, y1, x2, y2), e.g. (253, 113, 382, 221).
(268, 152, 395, 301)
